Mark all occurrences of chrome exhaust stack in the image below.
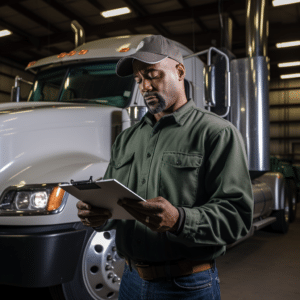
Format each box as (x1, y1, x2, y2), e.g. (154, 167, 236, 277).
(230, 0, 270, 179)
(71, 20, 85, 47)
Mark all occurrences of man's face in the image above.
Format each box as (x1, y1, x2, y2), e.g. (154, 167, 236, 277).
(132, 58, 184, 115)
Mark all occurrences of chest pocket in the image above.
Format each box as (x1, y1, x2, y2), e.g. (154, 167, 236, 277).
(111, 152, 134, 187)
(159, 152, 203, 206)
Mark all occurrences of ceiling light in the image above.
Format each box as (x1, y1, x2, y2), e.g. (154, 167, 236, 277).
(0, 29, 12, 37)
(280, 73, 300, 79)
(276, 41, 300, 48)
(278, 61, 300, 68)
(273, 0, 300, 6)
(101, 7, 131, 18)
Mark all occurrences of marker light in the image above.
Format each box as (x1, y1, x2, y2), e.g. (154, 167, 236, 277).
(67, 50, 76, 56)
(57, 52, 67, 58)
(280, 73, 300, 79)
(119, 48, 130, 52)
(278, 61, 300, 68)
(273, 0, 300, 6)
(27, 61, 36, 68)
(276, 41, 300, 48)
(47, 186, 65, 211)
(101, 7, 131, 18)
(78, 49, 88, 55)
(0, 29, 12, 37)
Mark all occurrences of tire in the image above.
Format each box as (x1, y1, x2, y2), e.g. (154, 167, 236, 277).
(286, 179, 297, 223)
(49, 226, 125, 300)
(270, 181, 290, 234)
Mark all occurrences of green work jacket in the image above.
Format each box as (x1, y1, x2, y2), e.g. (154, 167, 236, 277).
(98, 99, 254, 262)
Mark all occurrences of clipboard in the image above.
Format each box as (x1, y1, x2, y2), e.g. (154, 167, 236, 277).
(59, 177, 145, 220)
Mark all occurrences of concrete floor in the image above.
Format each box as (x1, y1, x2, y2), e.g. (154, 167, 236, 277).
(217, 209, 300, 300)
(1, 210, 300, 300)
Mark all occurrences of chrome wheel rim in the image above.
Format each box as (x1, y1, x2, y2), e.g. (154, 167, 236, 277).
(82, 229, 125, 300)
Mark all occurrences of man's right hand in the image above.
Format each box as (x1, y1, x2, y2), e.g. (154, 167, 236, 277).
(77, 201, 112, 228)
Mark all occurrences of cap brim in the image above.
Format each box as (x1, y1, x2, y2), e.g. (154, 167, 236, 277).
(116, 51, 167, 77)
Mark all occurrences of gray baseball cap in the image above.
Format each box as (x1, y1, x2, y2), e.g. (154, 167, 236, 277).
(116, 35, 184, 77)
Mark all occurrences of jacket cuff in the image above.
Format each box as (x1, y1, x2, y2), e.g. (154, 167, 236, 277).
(166, 207, 202, 246)
(168, 207, 185, 236)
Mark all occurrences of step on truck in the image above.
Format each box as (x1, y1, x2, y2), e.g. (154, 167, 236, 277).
(0, 10, 298, 300)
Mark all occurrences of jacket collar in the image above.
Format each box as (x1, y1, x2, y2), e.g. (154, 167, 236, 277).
(140, 99, 196, 128)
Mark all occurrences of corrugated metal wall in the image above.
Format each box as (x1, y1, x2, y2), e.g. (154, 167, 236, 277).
(0, 63, 34, 103)
(269, 78, 300, 163)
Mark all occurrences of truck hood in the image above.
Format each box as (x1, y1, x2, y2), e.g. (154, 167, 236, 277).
(0, 101, 84, 114)
(0, 101, 124, 188)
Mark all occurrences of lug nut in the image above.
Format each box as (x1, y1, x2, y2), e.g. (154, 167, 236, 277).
(113, 276, 121, 283)
(112, 246, 117, 251)
(107, 255, 113, 261)
(105, 264, 114, 270)
(108, 272, 114, 279)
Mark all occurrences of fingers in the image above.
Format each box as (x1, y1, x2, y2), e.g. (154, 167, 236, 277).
(120, 204, 162, 232)
(82, 216, 108, 228)
(77, 201, 112, 227)
(118, 198, 163, 213)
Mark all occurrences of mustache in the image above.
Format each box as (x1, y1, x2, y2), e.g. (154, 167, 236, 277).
(143, 92, 160, 99)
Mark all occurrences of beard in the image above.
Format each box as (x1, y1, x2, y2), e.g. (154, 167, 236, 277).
(143, 92, 167, 115)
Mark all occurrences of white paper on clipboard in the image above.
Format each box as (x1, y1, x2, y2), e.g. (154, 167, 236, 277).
(59, 179, 145, 220)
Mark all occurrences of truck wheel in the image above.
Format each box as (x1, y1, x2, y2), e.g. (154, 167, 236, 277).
(49, 227, 124, 300)
(286, 179, 297, 223)
(270, 184, 290, 234)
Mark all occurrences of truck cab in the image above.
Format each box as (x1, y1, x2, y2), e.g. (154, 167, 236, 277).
(0, 33, 297, 300)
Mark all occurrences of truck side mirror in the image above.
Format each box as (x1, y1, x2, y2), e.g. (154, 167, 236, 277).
(204, 64, 216, 108)
(11, 75, 33, 102)
(184, 47, 231, 118)
(11, 86, 21, 102)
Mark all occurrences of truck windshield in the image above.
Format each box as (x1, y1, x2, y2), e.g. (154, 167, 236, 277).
(28, 62, 134, 108)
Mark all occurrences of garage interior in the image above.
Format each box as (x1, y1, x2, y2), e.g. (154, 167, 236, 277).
(0, 0, 299, 299)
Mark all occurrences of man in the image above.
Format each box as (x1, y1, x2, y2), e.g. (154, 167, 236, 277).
(77, 35, 253, 299)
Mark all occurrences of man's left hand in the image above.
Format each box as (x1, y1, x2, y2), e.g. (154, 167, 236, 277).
(117, 196, 179, 233)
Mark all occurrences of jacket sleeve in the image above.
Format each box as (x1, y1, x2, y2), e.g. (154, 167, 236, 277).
(166, 125, 254, 246)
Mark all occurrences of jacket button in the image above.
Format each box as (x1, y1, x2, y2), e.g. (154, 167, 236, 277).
(147, 153, 151, 158)
(142, 179, 146, 184)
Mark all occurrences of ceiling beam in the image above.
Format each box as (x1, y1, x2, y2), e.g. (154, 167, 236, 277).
(0, 1, 245, 54)
(0, 0, 26, 7)
(270, 65, 300, 78)
(43, 0, 91, 29)
(85, 0, 139, 34)
(176, 0, 209, 32)
(123, 0, 172, 37)
(268, 47, 300, 64)
(0, 17, 39, 47)
(0, 55, 27, 71)
(9, 2, 60, 34)
(1, 1, 298, 61)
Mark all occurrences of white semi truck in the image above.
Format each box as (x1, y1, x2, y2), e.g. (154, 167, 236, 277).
(0, 3, 298, 299)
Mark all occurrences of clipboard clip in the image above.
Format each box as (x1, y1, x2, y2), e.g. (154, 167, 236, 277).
(70, 176, 102, 190)
(70, 176, 94, 186)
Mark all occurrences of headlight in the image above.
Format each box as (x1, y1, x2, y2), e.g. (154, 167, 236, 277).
(0, 184, 67, 215)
